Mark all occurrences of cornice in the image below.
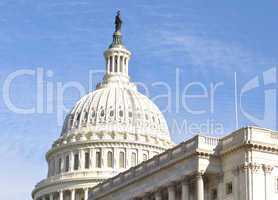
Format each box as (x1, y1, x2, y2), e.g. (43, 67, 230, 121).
(46, 139, 171, 159)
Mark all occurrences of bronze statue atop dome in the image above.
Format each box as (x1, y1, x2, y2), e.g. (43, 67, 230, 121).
(115, 10, 122, 32)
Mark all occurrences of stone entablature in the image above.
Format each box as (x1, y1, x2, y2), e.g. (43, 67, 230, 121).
(51, 130, 173, 151)
(90, 126, 278, 200)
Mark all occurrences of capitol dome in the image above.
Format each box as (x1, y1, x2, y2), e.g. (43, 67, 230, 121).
(61, 82, 170, 141)
(32, 12, 173, 200)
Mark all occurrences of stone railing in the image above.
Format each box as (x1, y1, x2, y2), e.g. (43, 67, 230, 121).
(91, 135, 220, 197)
(220, 126, 278, 154)
(91, 126, 278, 198)
(35, 170, 118, 189)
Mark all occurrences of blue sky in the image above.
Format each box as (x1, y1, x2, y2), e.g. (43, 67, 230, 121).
(0, 0, 277, 199)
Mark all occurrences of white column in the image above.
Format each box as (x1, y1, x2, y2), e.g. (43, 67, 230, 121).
(84, 188, 89, 200)
(126, 58, 129, 75)
(70, 152, 74, 172)
(112, 55, 115, 73)
(71, 189, 75, 200)
(168, 184, 176, 200)
(80, 149, 84, 170)
(106, 57, 109, 74)
(217, 175, 223, 200)
(181, 179, 189, 200)
(232, 168, 239, 200)
(61, 155, 64, 173)
(42, 196, 46, 200)
(155, 191, 162, 200)
(119, 55, 122, 73)
(89, 148, 93, 169)
(49, 193, 53, 200)
(196, 173, 204, 200)
(263, 165, 273, 200)
(59, 191, 63, 200)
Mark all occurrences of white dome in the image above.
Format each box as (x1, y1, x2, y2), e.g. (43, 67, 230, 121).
(61, 81, 170, 142)
(32, 18, 174, 200)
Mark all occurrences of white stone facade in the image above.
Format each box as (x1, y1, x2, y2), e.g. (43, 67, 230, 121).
(89, 126, 278, 200)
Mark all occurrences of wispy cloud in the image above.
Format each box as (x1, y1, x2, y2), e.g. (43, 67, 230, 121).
(143, 29, 275, 78)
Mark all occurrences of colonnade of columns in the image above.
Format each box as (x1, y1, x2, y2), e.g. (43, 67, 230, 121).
(38, 188, 89, 200)
(106, 54, 129, 75)
(134, 172, 205, 200)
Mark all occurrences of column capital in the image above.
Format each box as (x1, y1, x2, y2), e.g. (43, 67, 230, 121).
(262, 164, 274, 174)
(154, 191, 162, 200)
(195, 171, 205, 178)
(180, 175, 190, 184)
(167, 181, 177, 190)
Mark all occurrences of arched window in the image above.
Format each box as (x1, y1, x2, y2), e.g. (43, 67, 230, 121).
(96, 151, 101, 168)
(58, 158, 62, 173)
(65, 155, 70, 172)
(143, 153, 148, 161)
(107, 151, 113, 168)
(74, 154, 79, 170)
(115, 56, 118, 72)
(119, 110, 123, 117)
(120, 56, 123, 72)
(85, 152, 90, 169)
(131, 152, 137, 167)
(109, 56, 112, 73)
(119, 152, 125, 168)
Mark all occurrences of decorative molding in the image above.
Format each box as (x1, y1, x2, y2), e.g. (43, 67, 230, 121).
(239, 163, 260, 173)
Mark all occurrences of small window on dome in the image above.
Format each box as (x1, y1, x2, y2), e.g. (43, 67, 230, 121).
(145, 114, 148, 120)
(115, 56, 118, 72)
(85, 152, 90, 169)
(74, 154, 79, 170)
(128, 111, 132, 118)
(96, 151, 101, 168)
(107, 151, 113, 168)
(120, 56, 123, 72)
(84, 112, 88, 120)
(69, 115, 74, 125)
(58, 158, 62, 173)
(91, 110, 95, 118)
(152, 116, 155, 122)
(109, 56, 112, 72)
(65, 155, 69, 172)
(100, 110, 105, 117)
(119, 152, 125, 168)
(131, 152, 137, 167)
(119, 110, 123, 117)
(76, 113, 81, 121)
(110, 110, 114, 117)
